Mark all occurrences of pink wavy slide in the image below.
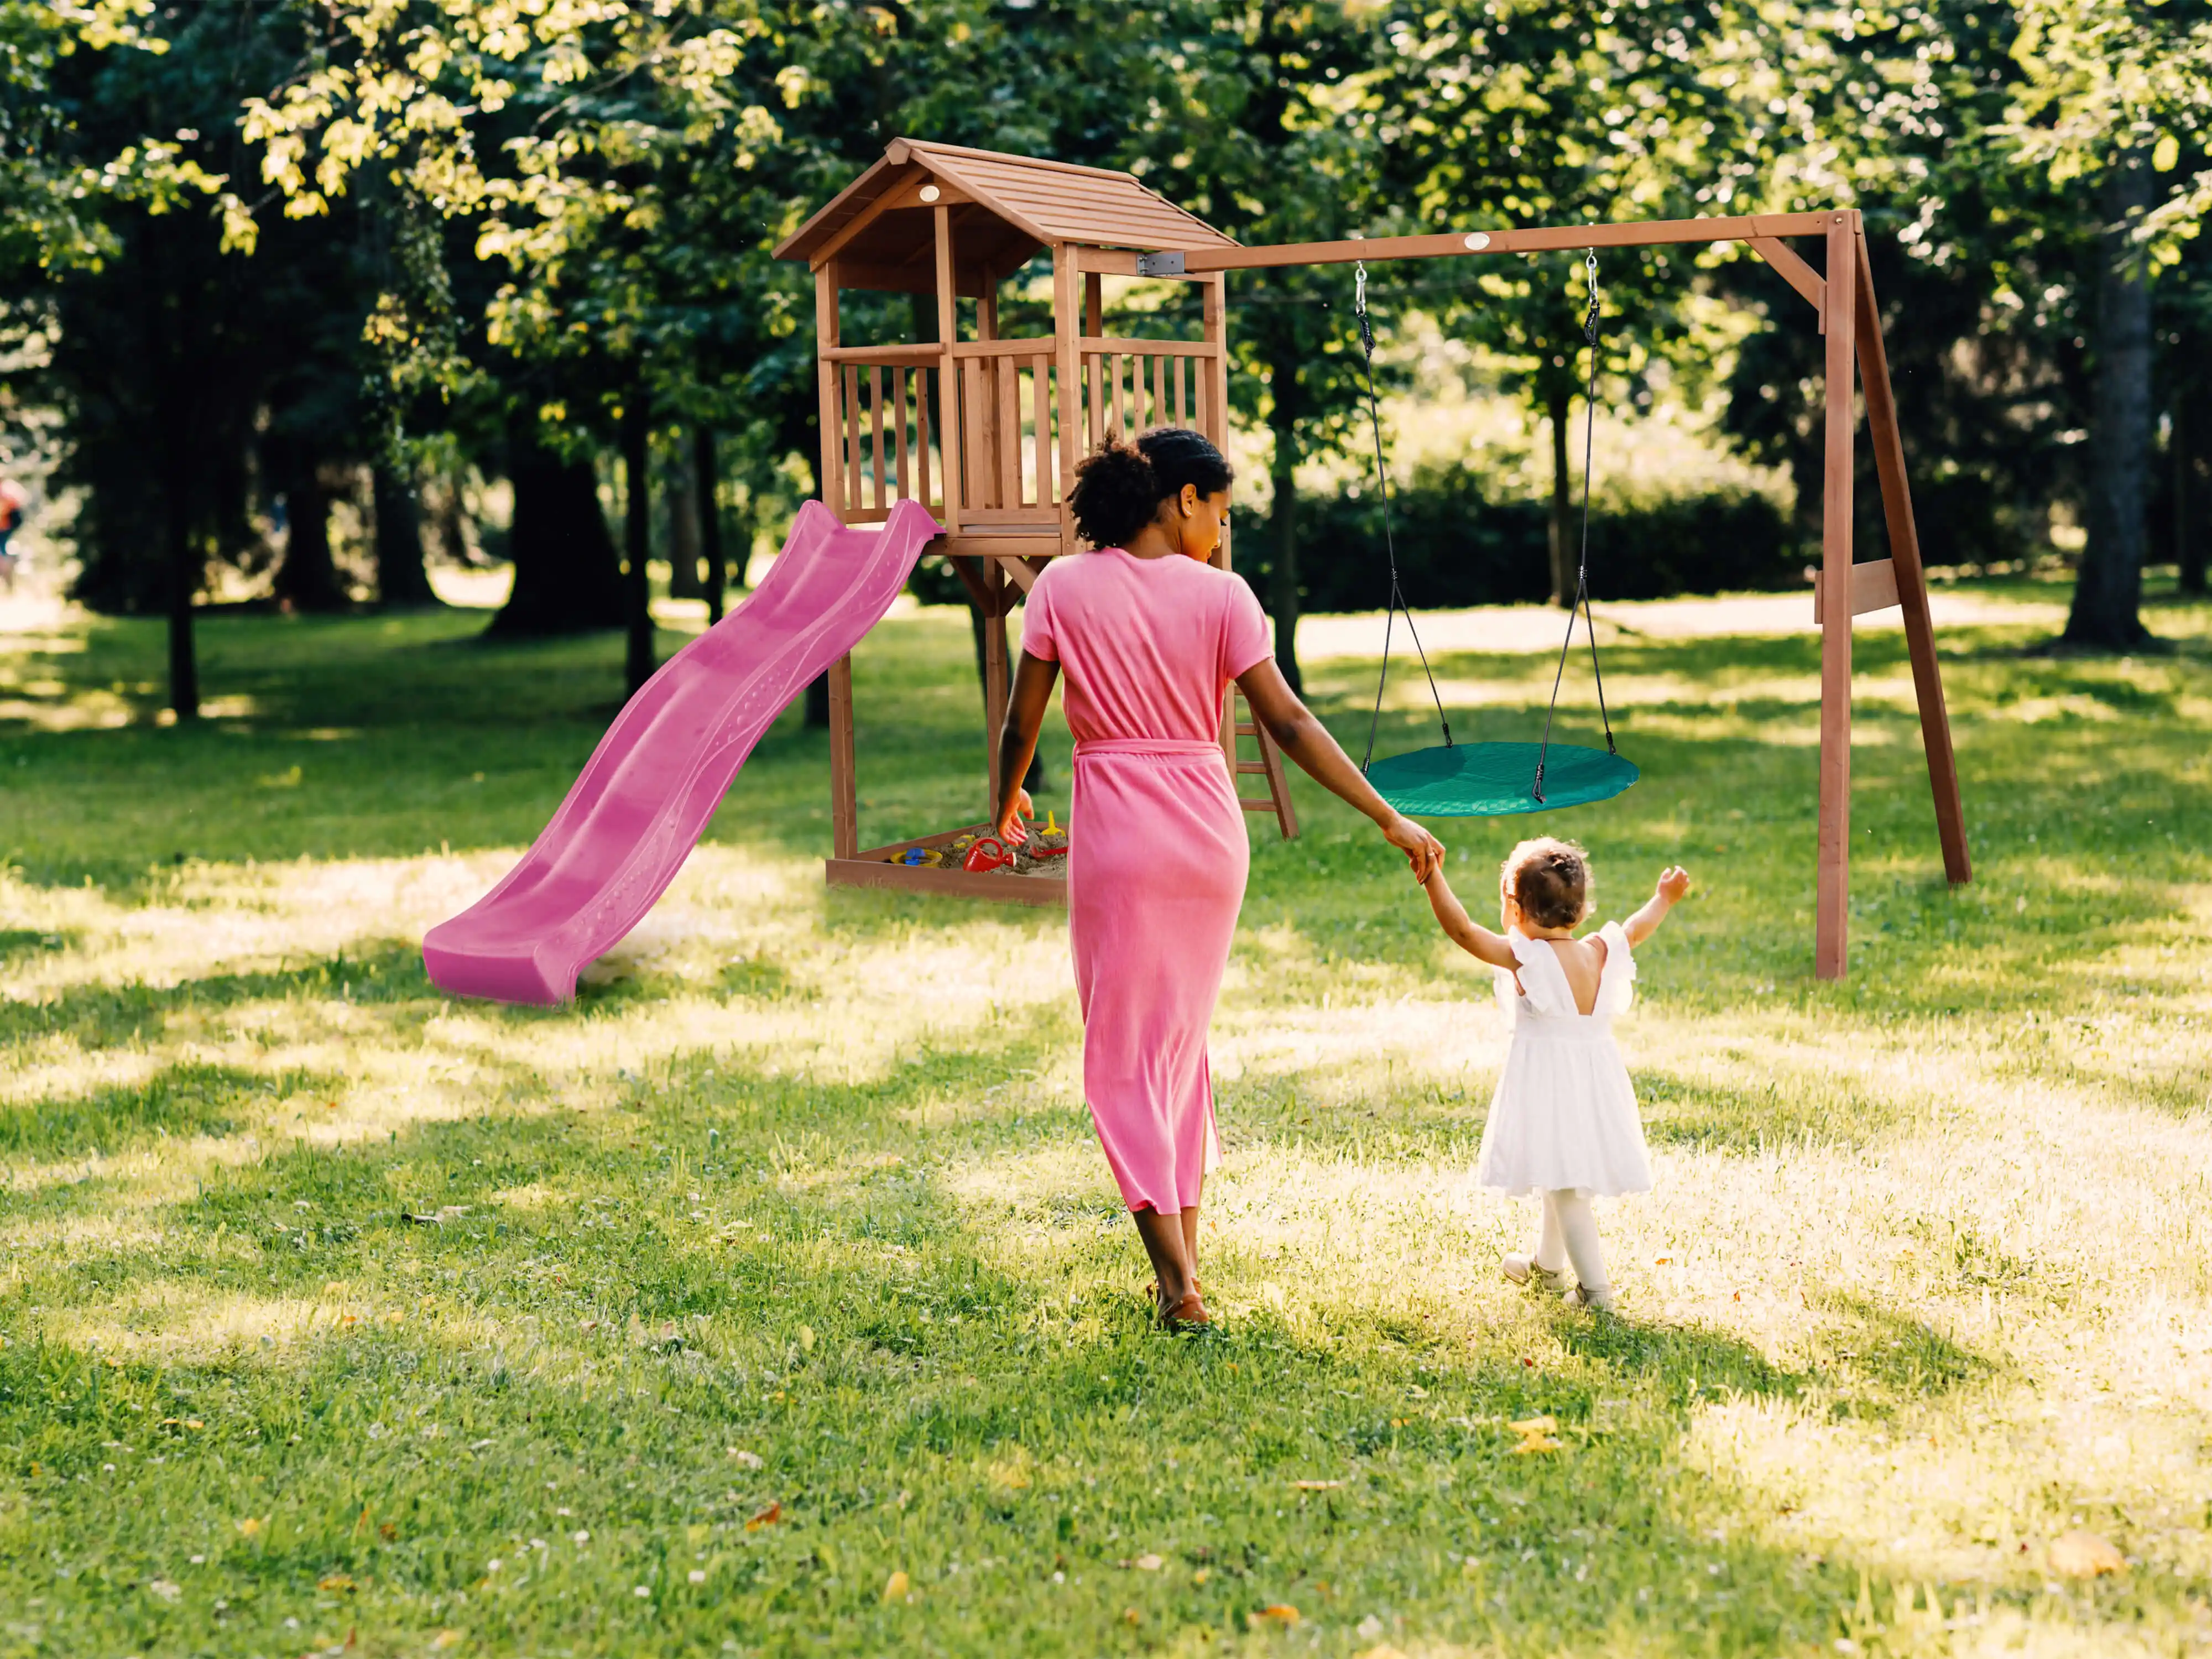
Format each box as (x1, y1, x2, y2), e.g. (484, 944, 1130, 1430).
(422, 498, 941, 1005)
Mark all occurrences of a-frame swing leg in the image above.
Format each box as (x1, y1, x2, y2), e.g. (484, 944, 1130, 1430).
(1815, 212, 1859, 980)
(1854, 229, 1971, 889)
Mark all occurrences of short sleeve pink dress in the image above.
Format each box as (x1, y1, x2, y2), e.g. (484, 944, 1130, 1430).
(1020, 549, 1272, 1214)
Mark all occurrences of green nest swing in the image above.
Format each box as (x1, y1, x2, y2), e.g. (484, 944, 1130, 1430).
(1350, 252, 1637, 820)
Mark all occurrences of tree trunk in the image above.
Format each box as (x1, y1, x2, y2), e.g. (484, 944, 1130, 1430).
(2178, 390, 2208, 597)
(273, 468, 346, 611)
(1547, 382, 1574, 609)
(666, 432, 704, 599)
(697, 425, 726, 624)
(489, 421, 624, 636)
(373, 465, 440, 607)
(165, 458, 199, 721)
(623, 390, 655, 697)
(1267, 361, 1303, 695)
(2064, 155, 2157, 649)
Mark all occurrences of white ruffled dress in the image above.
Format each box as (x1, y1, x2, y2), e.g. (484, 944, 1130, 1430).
(1474, 923, 1653, 1198)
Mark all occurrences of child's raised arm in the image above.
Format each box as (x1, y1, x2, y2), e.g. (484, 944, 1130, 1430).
(1623, 865, 1692, 947)
(1422, 866, 1519, 969)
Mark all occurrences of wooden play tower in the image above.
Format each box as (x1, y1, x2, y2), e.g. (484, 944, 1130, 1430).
(775, 138, 1971, 979)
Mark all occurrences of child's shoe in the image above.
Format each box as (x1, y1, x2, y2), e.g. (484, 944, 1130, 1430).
(1502, 1253, 1572, 1293)
(1563, 1282, 1617, 1313)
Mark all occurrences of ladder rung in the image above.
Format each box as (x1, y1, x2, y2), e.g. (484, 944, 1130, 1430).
(1235, 723, 1258, 737)
(1240, 797, 1279, 811)
(1235, 761, 1269, 774)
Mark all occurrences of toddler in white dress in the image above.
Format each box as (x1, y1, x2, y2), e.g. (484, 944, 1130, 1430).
(1421, 838, 1691, 1311)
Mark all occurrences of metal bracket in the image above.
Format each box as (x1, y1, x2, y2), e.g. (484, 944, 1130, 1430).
(1134, 250, 1186, 277)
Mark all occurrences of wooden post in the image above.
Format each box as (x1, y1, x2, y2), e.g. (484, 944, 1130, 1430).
(815, 265, 843, 519)
(934, 206, 962, 534)
(1854, 229, 1971, 887)
(984, 556, 1009, 820)
(829, 655, 858, 860)
(1055, 246, 1081, 546)
(1201, 274, 1228, 446)
(1815, 211, 1859, 980)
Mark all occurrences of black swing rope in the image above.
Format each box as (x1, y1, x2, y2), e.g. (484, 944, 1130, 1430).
(1533, 250, 1618, 802)
(1354, 260, 1453, 774)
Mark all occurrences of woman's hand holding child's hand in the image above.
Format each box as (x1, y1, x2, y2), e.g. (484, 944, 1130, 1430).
(996, 787, 1035, 847)
(1381, 813, 1446, 883)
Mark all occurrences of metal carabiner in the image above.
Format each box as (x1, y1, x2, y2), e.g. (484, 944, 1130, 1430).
(1354, 259, 1369, 317)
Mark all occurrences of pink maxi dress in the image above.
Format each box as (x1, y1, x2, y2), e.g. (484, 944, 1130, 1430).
(1019, 548, 1273, 1214)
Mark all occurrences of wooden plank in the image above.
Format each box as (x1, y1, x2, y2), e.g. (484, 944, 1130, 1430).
(828, 653, 858, 860)
(1855, 227, 1970, 886)
(949, 336, 1061, 358)
(894, 366, 911, 498)
(1816, 210, 1859, 981)
(940, 533, 1065, 558)
(1152, 353, 1167, 430)
(1112, 354, 1127, 438)
(1251, 692, 1298, 839)
(1084, 273, 1103, 335)
(1202, 275, 1227, 444)
(804, 163, 925, 269)
(933, 204, 963, 535)
(984, 558, 1009, 818)
(880, 176, 974, 210)
(991, 553, 1039, 594)
(842, 364, 863, 515)
(998, 353, 1021, 509)
(1811, 556, 1901, 622)
(1054, 246, 1081, 530)
(1031, 353, 1052, 507)
(1076, 336, 1220, 358)
(821, 342, 945, 365)
(868, 366, 886, 512)
(827, 258, 993, 298)
(814, 265, 843, 520)
(917, 365, 933, 508)
(1750, 236, 1827, 320)
(1171, 356, 1186, 425)
(824, 855, 1068, 908)
(944, 552, 992, 611)
(957, 508, 1065, 528)
(1155, 211, 1838, 274)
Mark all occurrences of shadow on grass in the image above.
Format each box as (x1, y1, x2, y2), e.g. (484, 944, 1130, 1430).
(1639, 1067, 1901, 1156)
(0, 1060, 338, 1161)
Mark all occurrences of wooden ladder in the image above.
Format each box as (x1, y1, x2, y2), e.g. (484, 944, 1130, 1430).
(1223, 687, 1298, 839)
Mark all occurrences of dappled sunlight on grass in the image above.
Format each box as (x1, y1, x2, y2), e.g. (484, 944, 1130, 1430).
(1, 583, 2208, 1654)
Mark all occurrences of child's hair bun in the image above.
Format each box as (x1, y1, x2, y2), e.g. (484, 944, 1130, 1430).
(1502, 837, 1592, 930)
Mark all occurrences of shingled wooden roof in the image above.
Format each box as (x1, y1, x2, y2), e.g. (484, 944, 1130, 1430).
(774, 138, 1235, 291)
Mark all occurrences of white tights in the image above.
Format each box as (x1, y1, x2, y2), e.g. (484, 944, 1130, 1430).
(1532, 1189, 1610, 1297)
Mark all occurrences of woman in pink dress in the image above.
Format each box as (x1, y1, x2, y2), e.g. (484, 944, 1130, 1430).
(994, 429, 1444, 1329)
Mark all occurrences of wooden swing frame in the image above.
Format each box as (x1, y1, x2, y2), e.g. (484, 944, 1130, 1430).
(780, 142, 1969, 980)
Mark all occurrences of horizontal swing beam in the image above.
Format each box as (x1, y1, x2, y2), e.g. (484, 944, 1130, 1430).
(1135, 210, 1841, 275)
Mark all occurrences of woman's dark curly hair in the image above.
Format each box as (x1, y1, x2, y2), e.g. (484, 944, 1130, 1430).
(1066, 427, 1234, 549)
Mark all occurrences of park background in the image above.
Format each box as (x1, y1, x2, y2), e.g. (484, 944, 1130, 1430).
(1, 3, 2210, 1657)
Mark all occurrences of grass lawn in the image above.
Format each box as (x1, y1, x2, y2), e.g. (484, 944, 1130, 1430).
(1, 576, 2209, 1658)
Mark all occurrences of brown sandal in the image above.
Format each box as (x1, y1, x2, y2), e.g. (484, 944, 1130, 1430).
(1159, 1288, 1212, 1331)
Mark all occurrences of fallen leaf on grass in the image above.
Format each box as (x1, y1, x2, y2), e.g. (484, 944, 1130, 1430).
(2049, 1530, 2125, 1577)
(430, 1634, 462, 1651)
(1508, 1416, 1557, 1436)
(1122, 1608, 1141, 1625)
(883, 1569, 910, 1603)
(319, 1574, 356, 1593)
(727, 1448, 764, 1469)
(1290, 1480, 1342, 1491)
(1128, 1554, 1163, 1571)
(746, 1501, 782, 1531)
(236, 1517, 265, 1539)
(1248, 1604, 1301, 1627)
(1512, 1436, 1563, 1455)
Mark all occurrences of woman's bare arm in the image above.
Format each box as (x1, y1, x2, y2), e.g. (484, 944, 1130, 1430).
(993, 649, 1061, 842)
(1623, 865, 1692, 947)
(1421, 866, 1519, 968)
(1235, 657, 1443, 881)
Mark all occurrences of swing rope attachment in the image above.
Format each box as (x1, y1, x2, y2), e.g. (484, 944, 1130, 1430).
(1533, 249, 1619, 804)
(1353, 260, 1453, 775)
